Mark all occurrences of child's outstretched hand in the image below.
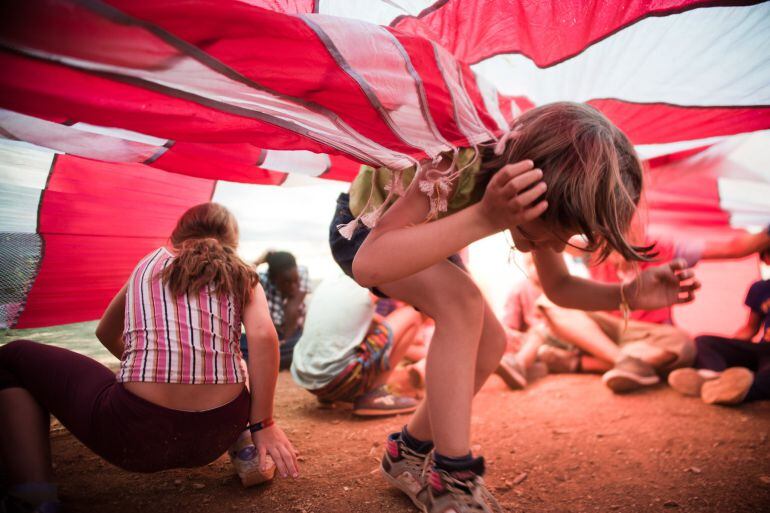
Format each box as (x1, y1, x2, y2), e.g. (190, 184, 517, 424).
(252, 423, 300, 479)
(479, 160, 548, 231)
(626, 259, 701, 310)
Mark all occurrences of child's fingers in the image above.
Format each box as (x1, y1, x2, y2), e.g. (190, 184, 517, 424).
(519, 200, 548, 222)
(677, 290, 696, 304)
(507, 168, 543, 195)
(258, 445, 269, 472)
(490, 160, 535, 188)
(280, 445, 299, 478)
(269, 446, 289, 478)
(668, 258, 688, 272)
(508, 181, 547, 211)
(678, 281, 701, 294)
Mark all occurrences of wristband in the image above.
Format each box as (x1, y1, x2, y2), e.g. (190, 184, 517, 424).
(247, 417, 275, 433)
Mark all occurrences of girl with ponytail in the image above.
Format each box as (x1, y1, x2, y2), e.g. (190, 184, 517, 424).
(0, 203, 297, 512)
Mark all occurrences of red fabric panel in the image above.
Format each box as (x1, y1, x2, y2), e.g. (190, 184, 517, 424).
(392, 0, 739, 66)
(0, 51, 332, 152)
(388, 30, 472, 146)
(645, 153, 732, 230)
(150, 142, 287, 184)
(497, 94, 535, 125)
(106, 0, 422, 156)
(322, 154, 366, 182)
(241, 0, 314, 14)
(15, 156, 215, 328)
(590, 99, 770, 145)
(458, 64, 501, 133)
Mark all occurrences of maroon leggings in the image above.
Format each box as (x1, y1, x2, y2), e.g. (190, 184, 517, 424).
(0, 340, 249, 473)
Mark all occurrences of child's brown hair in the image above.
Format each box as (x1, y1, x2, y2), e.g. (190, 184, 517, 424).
(481, 101, 654, 262)
(162, 202, 258, 309)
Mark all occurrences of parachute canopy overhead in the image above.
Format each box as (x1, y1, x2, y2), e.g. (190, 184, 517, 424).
(1, 0, 769, 328)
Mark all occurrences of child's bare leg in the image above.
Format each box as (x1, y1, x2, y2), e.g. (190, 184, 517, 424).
(0, 387, 53, 483)
(516, 332, 546, 370)
(381, 274, 507, 454)
(379, 261, 484, 457)
(404, 343, 428, 363)
(543, 307, 620, 364)
(580, 355, 613, 373)
(371, 306, 422, 388)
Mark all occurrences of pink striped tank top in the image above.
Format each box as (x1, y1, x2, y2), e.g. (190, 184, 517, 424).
(118, 247, 246, 384)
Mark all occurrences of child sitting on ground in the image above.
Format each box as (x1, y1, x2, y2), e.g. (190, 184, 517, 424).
(291, 272, 423, 416)
(0, 203, 298, 513)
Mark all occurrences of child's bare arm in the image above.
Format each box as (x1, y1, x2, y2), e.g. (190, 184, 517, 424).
(243, 284, 299, 478)
(353, 160, 547, 287)
(95, 282, 128, 359)
(533, 249, 700, 311)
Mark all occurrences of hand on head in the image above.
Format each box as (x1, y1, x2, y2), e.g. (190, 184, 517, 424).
(479, 160, 548, 232)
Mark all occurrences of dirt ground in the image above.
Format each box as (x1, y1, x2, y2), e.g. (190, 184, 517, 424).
(48, 370, 770, 513)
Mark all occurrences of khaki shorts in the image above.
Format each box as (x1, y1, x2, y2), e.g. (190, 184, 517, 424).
(583, 312, 694, 372)
(535, 297, 695, 373)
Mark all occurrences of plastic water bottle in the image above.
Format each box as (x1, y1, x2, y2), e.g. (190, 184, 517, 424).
(228, 429, 276, 487)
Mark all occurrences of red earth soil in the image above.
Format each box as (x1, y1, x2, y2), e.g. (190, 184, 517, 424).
(47, 371, 770, 513)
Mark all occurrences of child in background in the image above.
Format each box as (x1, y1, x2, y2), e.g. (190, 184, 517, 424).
(241, 250, 309, 370)
(291, 272, 423, 416)
(0, 203, 298, 513)
(330, 102, 700, 512)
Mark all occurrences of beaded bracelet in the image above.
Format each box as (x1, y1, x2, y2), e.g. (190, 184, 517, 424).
(247, 417, 275, 433)
(619, 281, 631, 333)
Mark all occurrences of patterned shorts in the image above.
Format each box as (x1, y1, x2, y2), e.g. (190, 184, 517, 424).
(310, 320, 393, 403)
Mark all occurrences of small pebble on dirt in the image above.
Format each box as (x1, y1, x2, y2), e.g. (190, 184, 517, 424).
(513, 472, 528, 485)
(759, 475, 770, 485)
(191, 482, 206, 490)
(663, 500, 679, 508)
(684, 467, 702, 474)
(173, 479, 182, 486)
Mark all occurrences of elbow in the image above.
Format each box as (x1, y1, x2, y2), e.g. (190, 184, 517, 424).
(94, 325, 108, 345)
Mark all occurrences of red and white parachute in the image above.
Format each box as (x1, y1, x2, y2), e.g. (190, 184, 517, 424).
(1, 0, 768, 328)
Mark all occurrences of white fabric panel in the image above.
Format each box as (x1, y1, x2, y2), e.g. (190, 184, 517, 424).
(0, 109, 161, 163)
(304, 14, 452, 157)
(0, 139, 54, 233)
(472, 4, 770, 107)
(475, 74, 508, 131)
(12, 44, 416, 172)
(69, 123, 168, 146)
(261, 149, 331, 176)
(316, 0, 435, 25)
(635, 135, 729, 160)
(718, 177, 770, 228)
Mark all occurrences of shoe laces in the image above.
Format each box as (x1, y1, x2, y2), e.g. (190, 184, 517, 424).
(440, 471, 505, 513)
(400, 443, 430, 476)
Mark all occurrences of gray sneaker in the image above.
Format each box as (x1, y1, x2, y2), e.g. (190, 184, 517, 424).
(353, 386, 419, 417)
(380, 433, 431, 509)
(495, 353, 527, 390)
(602, 355, 659, 393)
(421, 458, 504, 513)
